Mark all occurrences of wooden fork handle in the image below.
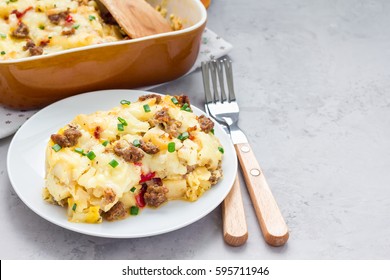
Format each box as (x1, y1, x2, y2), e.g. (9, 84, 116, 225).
(235, 143, 289, 246)
(222, 174, 248, 246)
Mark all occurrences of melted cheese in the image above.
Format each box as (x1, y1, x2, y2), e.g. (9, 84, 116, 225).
(44, 94, 224, 223)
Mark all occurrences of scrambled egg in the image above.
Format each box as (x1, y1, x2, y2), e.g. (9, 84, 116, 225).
(43, 94, 224, 223)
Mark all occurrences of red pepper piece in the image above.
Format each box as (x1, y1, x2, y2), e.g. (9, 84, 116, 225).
(139, 172, 155, 183)
(135, 184, 147, 208)
(11, 6, 33, 19)
(65, 14, 73, 23)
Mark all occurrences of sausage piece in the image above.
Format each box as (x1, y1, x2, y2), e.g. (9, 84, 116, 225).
(12, 22, 29, 38)
(144, 183, 168, 208)
(138, 94, 162, 104)
(62, 27, 75, 36)
(139, 140, 159, 154)
(47, 10, 69, 25)
(51, 128, 82, 147)
(149, 107, 182, 137)
(198, 115, 214, 134)
(103, 201, 127, 221)
(23, 39, 43, 56)
(113, 140, 144, 163)
(174, 94, 191, 107)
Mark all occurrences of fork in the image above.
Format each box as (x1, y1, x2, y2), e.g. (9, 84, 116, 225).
(202, 59, 289, 246)
(207, 107, 248, 247)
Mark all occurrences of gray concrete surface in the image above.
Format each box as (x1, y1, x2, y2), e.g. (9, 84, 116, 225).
(1, 0, 390, 259)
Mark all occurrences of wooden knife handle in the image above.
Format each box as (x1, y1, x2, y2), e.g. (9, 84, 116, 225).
(222, 174, 248, 246)
(235, 143, 289, 246)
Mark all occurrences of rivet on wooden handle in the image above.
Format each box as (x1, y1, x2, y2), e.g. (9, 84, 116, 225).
(222, 174, 248, 246)
(235, 143, 289, 246)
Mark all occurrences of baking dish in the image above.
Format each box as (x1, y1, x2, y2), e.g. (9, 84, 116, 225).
(0, 0, 207, 109)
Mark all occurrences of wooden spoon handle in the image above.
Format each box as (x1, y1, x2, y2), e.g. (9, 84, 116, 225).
(98, 0, 171, 38)
(222, 174, 248, 246)
(235, 143, 289, 246)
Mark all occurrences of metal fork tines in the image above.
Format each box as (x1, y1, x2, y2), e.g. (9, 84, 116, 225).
(201, 59, 248, 144)
(201, 58, 289, 247)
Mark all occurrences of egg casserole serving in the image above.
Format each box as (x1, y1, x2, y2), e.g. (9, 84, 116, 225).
(43, 94, 224, 223)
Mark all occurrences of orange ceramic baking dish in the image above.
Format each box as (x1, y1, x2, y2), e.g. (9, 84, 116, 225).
(0, 0, 207, 109)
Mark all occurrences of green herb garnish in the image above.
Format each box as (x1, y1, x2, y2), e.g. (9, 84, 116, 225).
(74, 147, 85, 155)
(117, 123, 124, 131)
(86, 151, 96, 160)
(133, 139, 141, 147)
(130, 206, 139, 215)
(177, 131, 189, 141)
(117, 117, 128, 126)
(109, 159, 119, 168)
(168, 142, 175, 153)
(52, 144, 62, 152)
(143, 104, 151, 112)
(120, 99, 131, 105)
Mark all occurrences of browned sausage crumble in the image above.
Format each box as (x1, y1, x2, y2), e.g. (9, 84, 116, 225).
(144, 183, 168, 208)
(12, 22, 29, 38)
(114, 140, 144, 163)
(51, 128, 82, 147)
(23, 39, 43, 56)
(138, 94, 162, 104)
(197, 115, 214, 134)
(103, 201, 127, 221)
(139, 140, 160, 154)
(149, 107, 182, 137)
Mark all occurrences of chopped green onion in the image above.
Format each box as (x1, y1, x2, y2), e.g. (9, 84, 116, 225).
(210, 128, 215, 135)
(184, 107, 192, 112)
(133, 139, 141, 147)
(86, 151, 96, 160)
(180, 103, 189, 111)
(89, 15, 96, 21)
(130, 206, 139, 215)
(177, 131, 189, 141)
(117, 123, 124, 131)
(171, 97, 179, 104)
(74, 147, 85, 155)
(72, 203, 77, 211)
(48, 36, 52, 39)
(73, 24, 80, 29)
(1, 51, 6, 55)
(120, 99, 131, 105)
(117, 117, 128, 126)
(109, 159, 119, 168)
(102, 140, 109, 147)
(218, 146, 224, 154)
(0, 33, 7, 39)
(39, 25, 45, 30)
(130, 187, 136, 193)
(52, 144, 62, 152)
(143, 104, 151, 112)
(168, 142, 175, 153)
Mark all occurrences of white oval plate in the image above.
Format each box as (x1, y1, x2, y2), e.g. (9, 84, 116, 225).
(7, 89, 237, 238)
